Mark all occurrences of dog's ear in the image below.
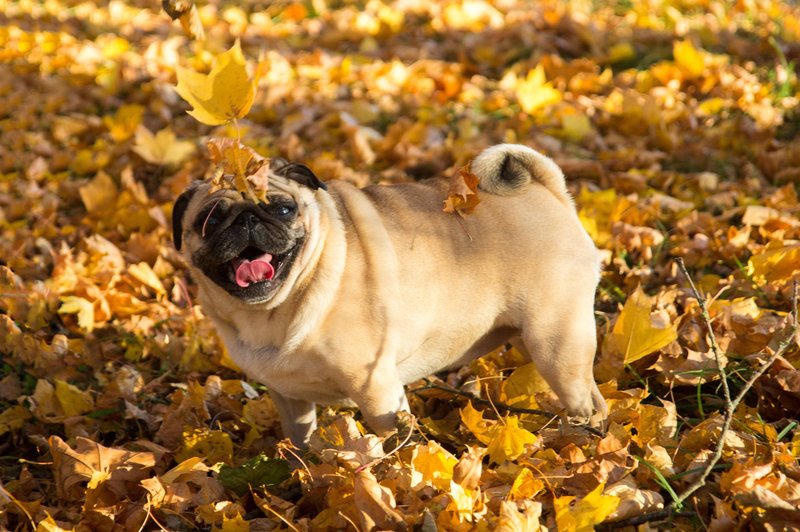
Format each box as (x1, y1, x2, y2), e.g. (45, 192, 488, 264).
(274, 162, 327, 191)
(172, 182, 201, 251)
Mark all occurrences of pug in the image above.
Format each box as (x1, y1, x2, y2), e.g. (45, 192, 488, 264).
(173, 144, 607, 445)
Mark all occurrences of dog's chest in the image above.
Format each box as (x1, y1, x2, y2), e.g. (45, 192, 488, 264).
(217, 326, 347, 402)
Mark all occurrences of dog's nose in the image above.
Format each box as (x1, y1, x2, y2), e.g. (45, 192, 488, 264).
(239, 211, 260, 229)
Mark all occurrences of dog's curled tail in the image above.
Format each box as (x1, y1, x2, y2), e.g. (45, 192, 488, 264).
(471, 144, 573, 207)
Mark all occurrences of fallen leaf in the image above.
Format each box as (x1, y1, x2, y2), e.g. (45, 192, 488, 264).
(604, 285, 679, 364)
(133, 126, 196, 167)
(353, 469, 407, 531)
(217, 454, 291, 496)
(554, 483, 621, 531)
(486, 415, 537, 464)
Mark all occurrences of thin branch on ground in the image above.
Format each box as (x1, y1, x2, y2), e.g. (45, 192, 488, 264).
(623, 269, 799, 528)
(675, 257, 731, 406)
(672, 279, 798, 507)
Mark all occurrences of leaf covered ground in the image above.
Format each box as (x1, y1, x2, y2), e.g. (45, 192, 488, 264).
(2, 0, 800, 530)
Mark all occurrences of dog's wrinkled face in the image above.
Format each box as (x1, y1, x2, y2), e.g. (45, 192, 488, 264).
(173, 161, 326, 304)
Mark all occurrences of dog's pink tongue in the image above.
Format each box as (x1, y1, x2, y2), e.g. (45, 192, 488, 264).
(234, 254, 274, 287)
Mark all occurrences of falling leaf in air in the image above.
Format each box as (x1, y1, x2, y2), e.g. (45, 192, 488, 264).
(162, 0, 205, 40)
(175, 40, 258, 125)
(443, 163, 480, 216)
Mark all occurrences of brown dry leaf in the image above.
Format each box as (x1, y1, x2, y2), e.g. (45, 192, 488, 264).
(49, 436, 158, 504)
(206, 138, 270, 203)
(495, 500, 546, 532)
(353, 468, 407, 531)
(605, 478, 664, 521)
(443, 164, 481, 217)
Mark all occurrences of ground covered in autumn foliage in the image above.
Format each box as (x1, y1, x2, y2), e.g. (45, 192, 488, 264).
(2, 0, 800, 530)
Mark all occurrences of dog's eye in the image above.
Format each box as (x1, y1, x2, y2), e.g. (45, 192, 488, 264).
(269, 203, 296, 219)
(195, 205, 224, 236)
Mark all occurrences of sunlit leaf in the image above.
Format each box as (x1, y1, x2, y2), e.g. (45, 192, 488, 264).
(412, 440, 458, 490)
(177, 427, 234, 465)
(515, 65, 561, 115)
(674, 40, 705, 77)
(605, 285, 679, 364)
(58, 296, 95, 332)
(460, 402, 495, 445)
(54, 380, 94, 417)
(554, 483, 621, 531)
(486, 415, 537, 464)
(175, 40, 258, 125)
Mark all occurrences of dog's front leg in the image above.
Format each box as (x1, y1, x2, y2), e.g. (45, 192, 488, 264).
(268, 390, 317, 446)
(349, 370, 410, 437)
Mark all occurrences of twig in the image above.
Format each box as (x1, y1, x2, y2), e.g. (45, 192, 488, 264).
(277, 441, 313, 483)
(609, 286, 794, 531)
(673, 279, 798, 506)
(355, 415, 417, 474)
(675, 257, 731, 406)
(598, 508, 696, 529)
(408, 380, 606, 437)
(627, 267, 799, 528)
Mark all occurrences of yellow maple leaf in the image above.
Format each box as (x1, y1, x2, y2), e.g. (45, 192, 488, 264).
(674, 40, 705, 78)
(445, 480, 476, 522)
(206, 137, 270, 203)
(132, 126, 196, 167)
(502, 361, 549, 408)
(509, 467, 544, 500)
(604, 285, 678, 364)
(54, 380, 95, 417)
(219, 513, 250, 532)
(177, 427, 233, 465)
(486, 415, 537, 464)
(515, 65, 561, 115)
(412, 440, 458, 490)
(460, 402, 495, 445)
(79, 171, 118, 217)
(103, 103, 144, 143)
(58, 296, 95, 332)
(745, 243, 800, 286)
(128, 262, 166, 296)
(175, 39, 258, 125)
(554, 483, 621, 531)
(0, 405, 31, 436)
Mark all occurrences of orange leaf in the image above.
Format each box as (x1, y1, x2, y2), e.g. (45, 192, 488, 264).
(443, 164, 480, 216)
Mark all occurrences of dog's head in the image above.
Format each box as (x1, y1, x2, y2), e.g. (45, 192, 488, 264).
(173, 159, 326, 305)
